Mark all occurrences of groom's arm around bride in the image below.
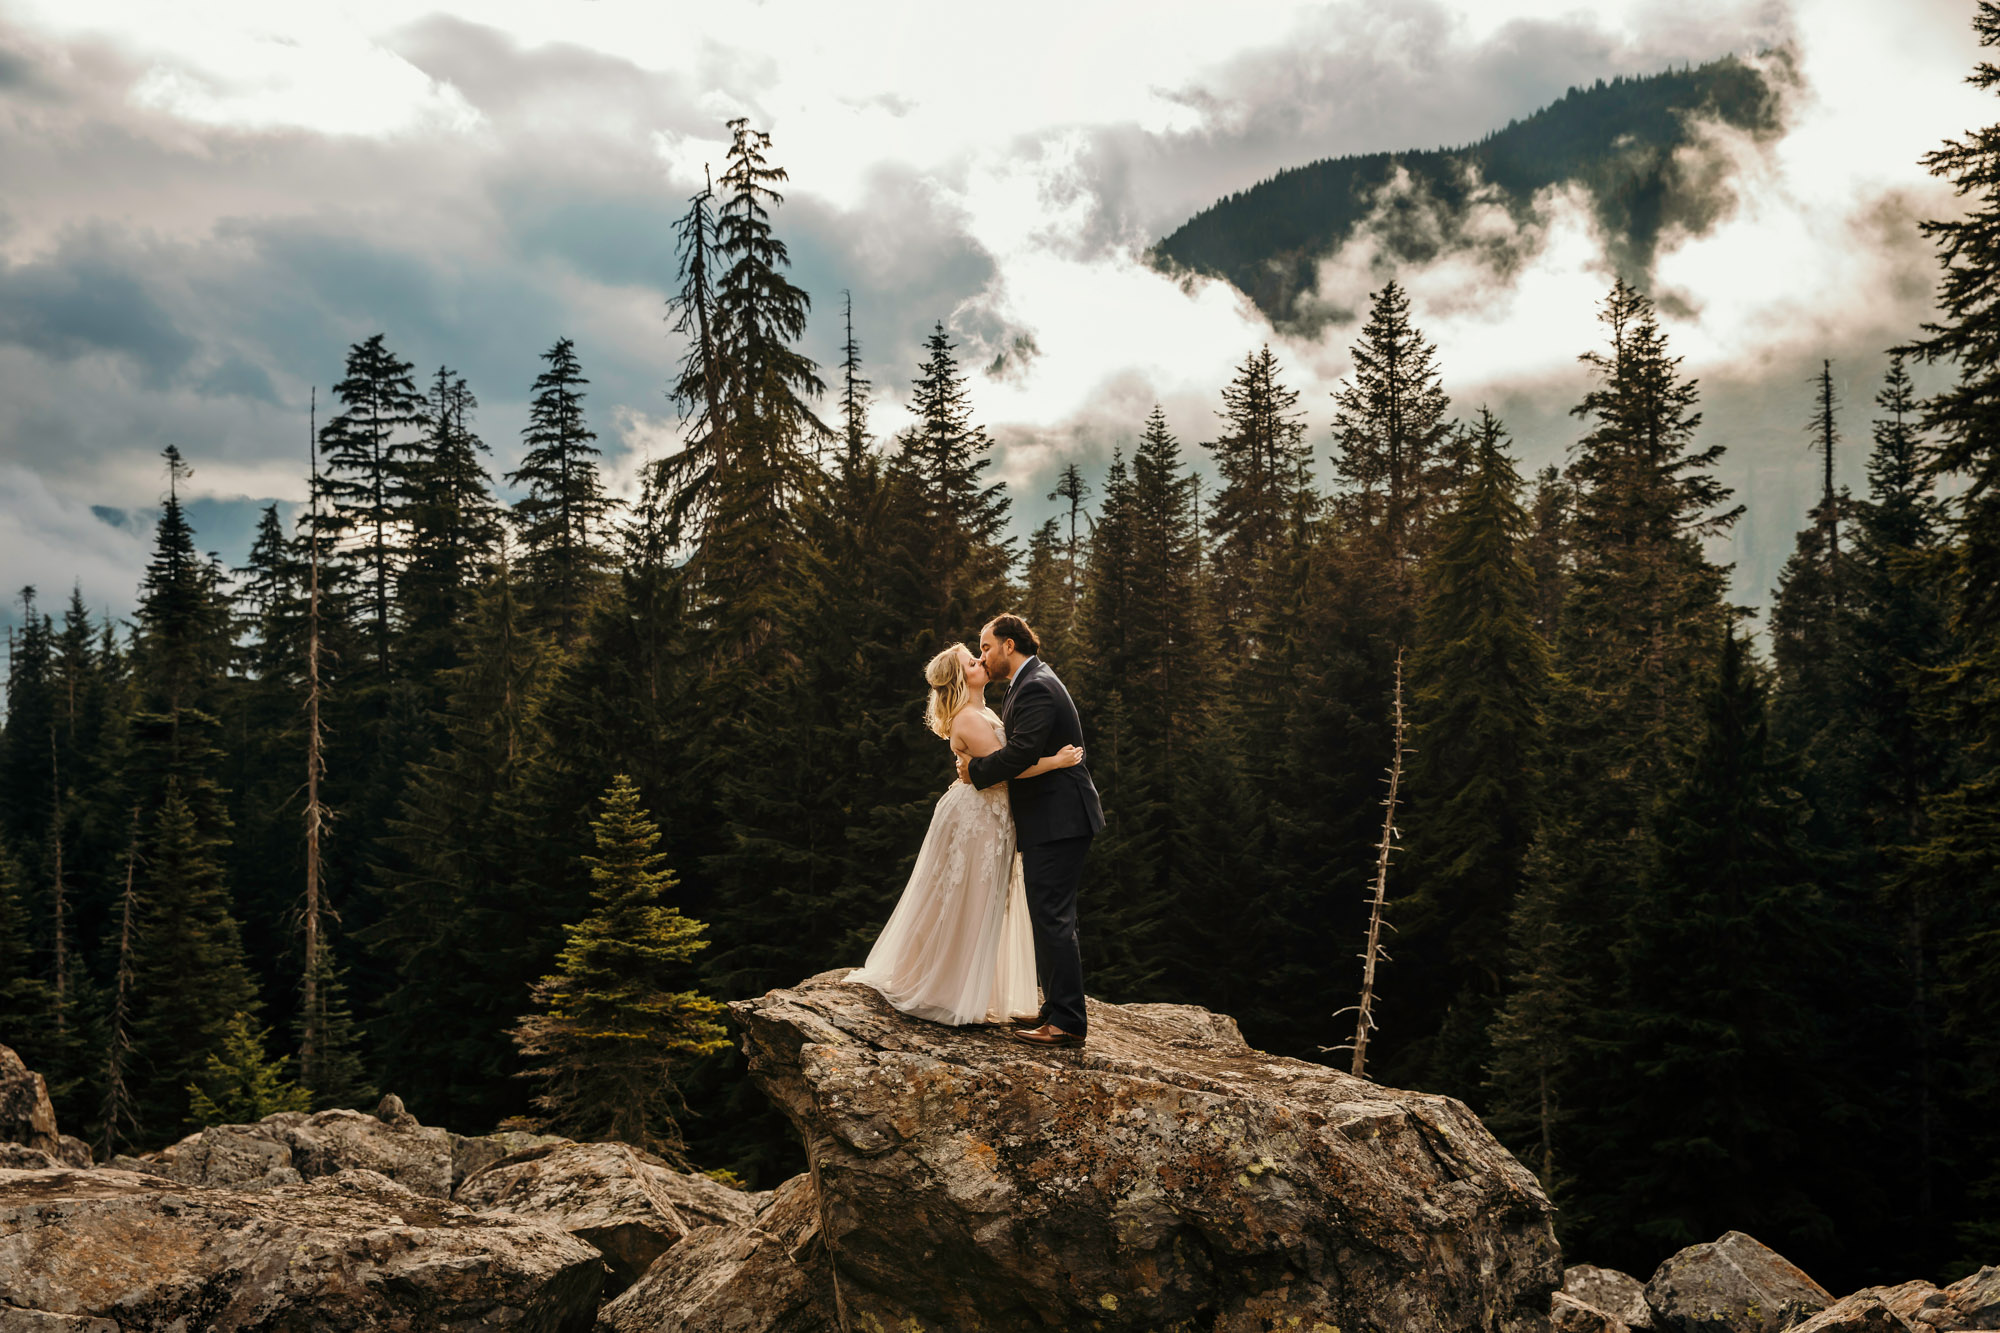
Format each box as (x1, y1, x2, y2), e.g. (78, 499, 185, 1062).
(961, 615, 1104, 1045)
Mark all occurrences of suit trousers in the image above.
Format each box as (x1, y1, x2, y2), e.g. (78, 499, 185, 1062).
(1021, 834, 1092, 1036)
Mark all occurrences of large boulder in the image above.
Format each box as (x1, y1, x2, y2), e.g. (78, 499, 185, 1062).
(450, 1129, 572, 1191)
(595, 1172, 835, 1333)
(1939, 1267, 2000, 1329)
(160, 1117, 298, 1188)
(1789, 1292, 1915, 1332)
(731, 971, 1561, 1333)
(284, 1104, 453, 1197)
(1645, 1231, 1833, 1333)
(457, 1141, 757, 1293)
(1564, 1265, 1655, 1330)
(0, 1165, 604, 1331)
(0, 1046, 59, 1158)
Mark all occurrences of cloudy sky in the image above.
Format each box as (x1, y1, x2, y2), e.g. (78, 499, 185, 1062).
(0, 0, 1990, 642)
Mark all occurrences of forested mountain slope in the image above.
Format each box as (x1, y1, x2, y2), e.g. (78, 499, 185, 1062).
(1152, 56, 1783, 326)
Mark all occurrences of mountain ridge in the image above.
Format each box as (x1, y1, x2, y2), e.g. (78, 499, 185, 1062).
(1152, 54, 1788, 328)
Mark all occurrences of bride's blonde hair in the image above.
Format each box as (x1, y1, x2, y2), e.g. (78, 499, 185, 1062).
(923, 646, 975, 739)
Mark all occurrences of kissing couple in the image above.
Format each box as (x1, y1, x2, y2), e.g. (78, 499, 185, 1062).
(846, 614, 1104, 1048)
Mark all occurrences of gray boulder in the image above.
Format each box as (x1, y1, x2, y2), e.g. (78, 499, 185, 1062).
(457, 1141, 756, 1293)
(1645, 1231, 1833, 1333)
(731, 970, 1561, 1332)
(595, 1172, 835, 1333)
(1789, 1292, 1915, 1332)
(1556, 1290, 1639, 1333)
(285, 1105, 453, 1197)
(51, 1136, 90, 1170)
(1938, 1267, 2000, 1329)
(451, 1129, 572, 1190)
(161, 1119, 294, 1187)
(0, 1046, 59, 1158)
(0, 1144, 58, 1170)
(0, 1165, 604, 1331)
(1566, 1264, 1656, 1330)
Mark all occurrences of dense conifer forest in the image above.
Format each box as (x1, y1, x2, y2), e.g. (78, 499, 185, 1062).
(7, 19, 2000, 1295)
(1153, 54, 1783, 324)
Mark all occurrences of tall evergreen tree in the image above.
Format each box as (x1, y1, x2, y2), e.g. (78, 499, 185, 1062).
(1770, 363, 1858, 783)
(127, 779, 259, 1138)
(1389, 410, 1547, 1102)
(317, 334, 424, 673)
(1330, 279, 1459, 606)
(512, 775, 728, 1159)
(366, 570, 556, 1129)
(405, 366, 502, 671)
(891, 324, 1014, 647)
(511, 341, 610, 643)
(1901, 2, 2000, 1256)
(1589, 630, 1839, 1271)
(1202, 346, 1311, 650)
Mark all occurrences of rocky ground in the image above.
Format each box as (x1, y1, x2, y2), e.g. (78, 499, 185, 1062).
(1, 974, 1994, 1331)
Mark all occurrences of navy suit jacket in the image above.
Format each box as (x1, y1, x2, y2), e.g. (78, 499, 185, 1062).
(967, 657, 1106, 846)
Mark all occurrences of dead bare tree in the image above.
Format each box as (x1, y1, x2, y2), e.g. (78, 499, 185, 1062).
(100, 807, 140, 1156)
(300, 386, 330, 1096)
(47, 727, 69, 1040)
(1330, 647, 1410, 1079)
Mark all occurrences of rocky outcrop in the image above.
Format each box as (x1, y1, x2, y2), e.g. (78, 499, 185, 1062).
(0, 1165, 604, 1331)
(0, 1045, 59, 1158)
(158, 1115, 300, 1188)
(732, 970, 1561, 1333)
(1644, 1232, 1833, 1332)
(451, 1128, 572, 1191)
(1555, 1263, 1654, 1332)
(286, 1100, 455, 1196)
(457, 1141, 757, 1292)
(595, 1172, 835, 1333)
(52, 1135, 90, 1169)
(0, 1144, 58, 1170)
(1790, 1291, 1916, 1332)
(1939, 1267, 2000, 1328)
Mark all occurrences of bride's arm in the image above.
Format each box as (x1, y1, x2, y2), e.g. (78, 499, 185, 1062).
(1014, 745, 1085, 779)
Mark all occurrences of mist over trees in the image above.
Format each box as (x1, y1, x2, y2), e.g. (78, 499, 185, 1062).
(7, 17, 2000, 1294)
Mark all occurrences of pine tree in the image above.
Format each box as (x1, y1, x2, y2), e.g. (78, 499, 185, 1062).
(366, 570, 555, 1129)
(1092, 408, 1217, 1002)
(890, 324, 1014, 646)
(1588, 629, 1839, 1270)
(512, 775, 728, 1159)
(1850, 353, 1955, 1268)
(317, 334, 424, 673)
(1482, 830, 1589, 1221)
(186, 1012, 312, 1125)
(127, 779, 259, 1138)
(1390, 410, 1547, 1101)
(404, 366, 502, 671)
(1202, 346, 1311, 650)
(1770, 363, 1858, 786)
(511, 340, 610, 643)
(1047, 461, 1092, 651)
(0, 837, 55, 1048)
(839, 289, 870, 471)
(1330, 280, 1459, 608)
(1899, 4, 2000, 1255)
(659, 120, 826, 563)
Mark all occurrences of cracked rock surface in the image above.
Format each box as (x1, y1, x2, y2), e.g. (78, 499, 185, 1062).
(731, 969, 1561, 1333)
(0, 1165, 604, 1331)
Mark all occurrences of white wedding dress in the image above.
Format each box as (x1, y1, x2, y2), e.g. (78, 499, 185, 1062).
(847, 709, 1039, 1025)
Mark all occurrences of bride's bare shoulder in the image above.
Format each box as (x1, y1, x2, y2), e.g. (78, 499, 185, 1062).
(948, 706, 1001, 747)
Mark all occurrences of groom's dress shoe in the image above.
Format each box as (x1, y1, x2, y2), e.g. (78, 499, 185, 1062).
(1013, 1023, 1084, 1048)
(1009, 1013, 1045, 1029)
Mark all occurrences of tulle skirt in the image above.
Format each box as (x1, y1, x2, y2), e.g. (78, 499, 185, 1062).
(847, 780, 1039, 1025)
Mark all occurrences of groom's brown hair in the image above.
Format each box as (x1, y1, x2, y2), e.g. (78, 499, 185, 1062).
(986, 613, 1041, 657)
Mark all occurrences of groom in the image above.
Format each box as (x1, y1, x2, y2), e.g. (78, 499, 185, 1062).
(958, 613, 1104, 1048)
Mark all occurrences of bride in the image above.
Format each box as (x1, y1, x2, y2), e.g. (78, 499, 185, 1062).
(846, 644, 1083, 1025)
